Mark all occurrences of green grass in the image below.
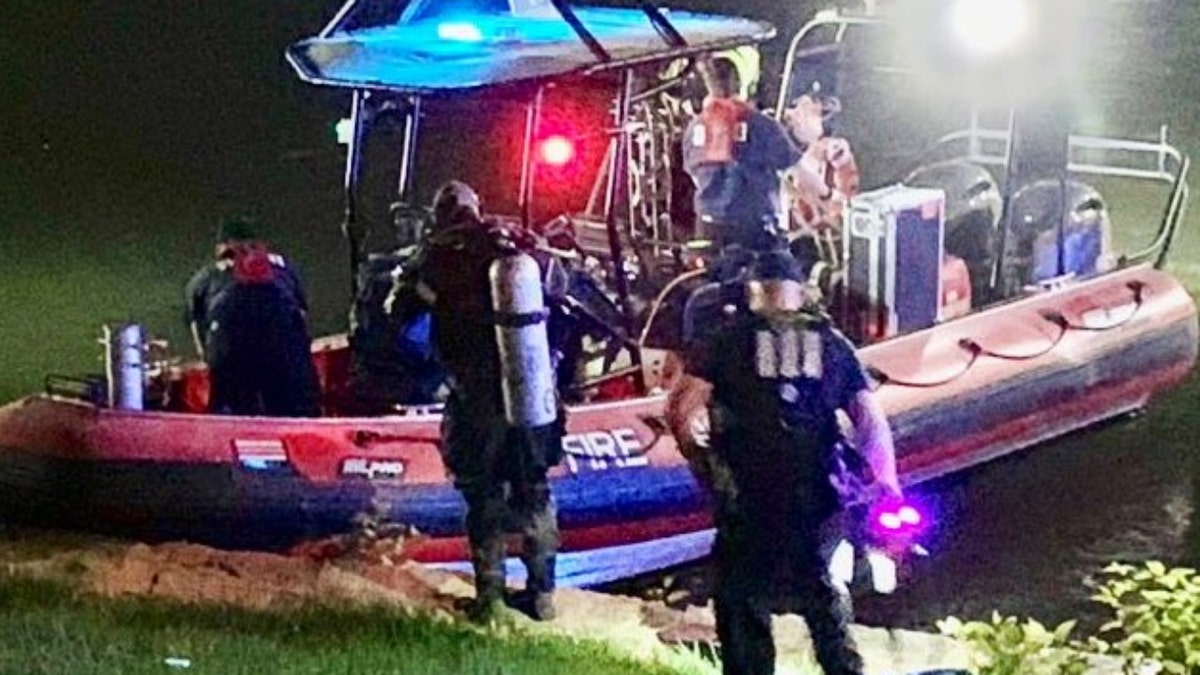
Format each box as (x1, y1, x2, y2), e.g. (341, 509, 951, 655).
(0, 525, 732, 674)
(0, 574, 718, 675)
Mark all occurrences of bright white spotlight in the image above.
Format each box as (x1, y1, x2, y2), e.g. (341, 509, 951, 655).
(948, 0, 1030, 59)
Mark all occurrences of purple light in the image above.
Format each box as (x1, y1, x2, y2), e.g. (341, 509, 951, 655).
(868, 498, 930, 543)
(878, 513, 903, 530)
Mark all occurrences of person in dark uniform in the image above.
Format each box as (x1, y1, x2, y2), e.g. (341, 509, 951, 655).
(346, 234, 446, 414)
(185, 216, 321, 417)
(682, 58, 803, 252)
(667, 249, 902, 675)
(392, 181, 567, 622)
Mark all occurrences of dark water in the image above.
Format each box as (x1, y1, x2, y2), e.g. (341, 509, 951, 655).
(855, 386, 1198, 632)
(2, 0, 1199, 632)
(610, 374, 1200, 632)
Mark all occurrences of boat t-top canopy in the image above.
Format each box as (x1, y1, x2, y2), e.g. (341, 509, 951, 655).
(289, 1, 774, 394)
(287, 0, 775, 92)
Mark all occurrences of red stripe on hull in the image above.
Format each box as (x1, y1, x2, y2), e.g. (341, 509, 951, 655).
(899, 359, 1195, 483)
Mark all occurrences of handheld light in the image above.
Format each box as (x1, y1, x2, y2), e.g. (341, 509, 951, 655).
(867, 496, 929, 542)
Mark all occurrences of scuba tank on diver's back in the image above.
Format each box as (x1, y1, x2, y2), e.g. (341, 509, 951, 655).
(489, 250, 558, 428)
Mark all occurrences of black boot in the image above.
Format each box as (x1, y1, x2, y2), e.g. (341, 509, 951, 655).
(517, 492, 559, 621)
(513, 556, 556, 621)
(467, 536, 509, 623)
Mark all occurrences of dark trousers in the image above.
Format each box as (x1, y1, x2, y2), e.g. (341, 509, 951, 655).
(442, 395, 562, 598)
(704, 219, 786, 254)
(207, 340, 320, 417)
(462, 478, 559, 597)
(712, 495, 863, 675)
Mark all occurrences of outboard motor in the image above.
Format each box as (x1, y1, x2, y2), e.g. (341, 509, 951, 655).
(490, 251, 558, 428)
(103, 322, 145, 411)
(905, 160, 1002, 305)
(1005, 178, 1114, 293)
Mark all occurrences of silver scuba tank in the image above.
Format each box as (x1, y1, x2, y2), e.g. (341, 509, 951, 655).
(104, 322, 146, 411)
(489, 251, 558, 428)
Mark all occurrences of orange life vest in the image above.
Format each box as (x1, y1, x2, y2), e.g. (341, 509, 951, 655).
(691, 98, 754, 165)
(228, 243, 278, 285)
(788, 137, 860, 232)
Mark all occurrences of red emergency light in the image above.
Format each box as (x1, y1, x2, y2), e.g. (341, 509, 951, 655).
(538, 135, 576, 167)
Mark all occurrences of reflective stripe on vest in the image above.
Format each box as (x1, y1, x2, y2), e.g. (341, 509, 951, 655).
(753, 326, 823, 380)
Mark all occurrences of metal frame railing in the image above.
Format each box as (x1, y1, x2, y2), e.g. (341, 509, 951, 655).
(925, 113, 1191, 269)
(773, 9, 1192, 271)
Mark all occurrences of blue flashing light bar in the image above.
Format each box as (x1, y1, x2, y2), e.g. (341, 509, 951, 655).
(437, 21, 485, 42)
(288, 4, 774, 92)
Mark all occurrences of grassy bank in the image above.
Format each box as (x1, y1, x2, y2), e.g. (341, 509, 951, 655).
(0, 573, 715, 675)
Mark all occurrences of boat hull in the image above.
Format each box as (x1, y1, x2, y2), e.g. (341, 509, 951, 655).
(0, 265, 1194, 586)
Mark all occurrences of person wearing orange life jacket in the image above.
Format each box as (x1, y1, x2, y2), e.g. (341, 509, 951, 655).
(682, 58, 803, 252)
(185, 216, 321, 417)
(782, 92, 860, 238)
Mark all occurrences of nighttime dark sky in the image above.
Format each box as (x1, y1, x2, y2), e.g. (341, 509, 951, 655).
(0, 0, 833, 229)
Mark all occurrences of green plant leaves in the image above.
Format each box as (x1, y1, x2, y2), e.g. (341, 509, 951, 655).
(939, 561, 1200, 675)
(1090, 561, 1200, 673)
(939, 612, 1088, 675)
